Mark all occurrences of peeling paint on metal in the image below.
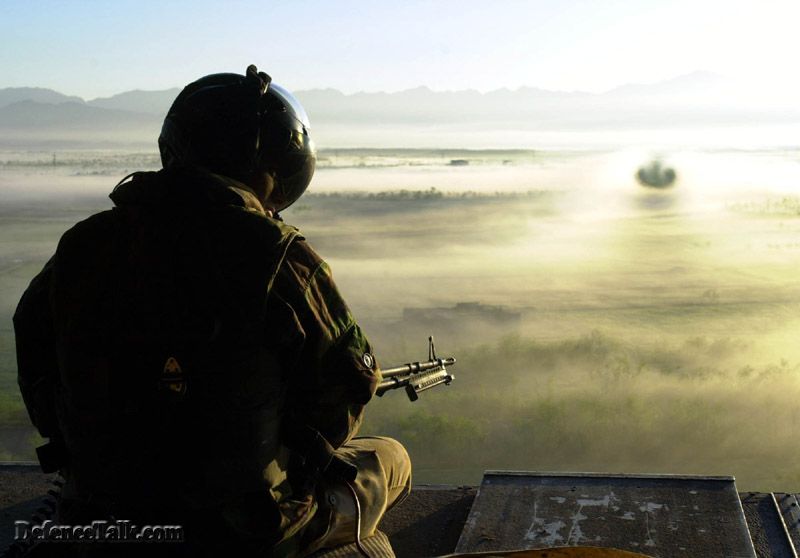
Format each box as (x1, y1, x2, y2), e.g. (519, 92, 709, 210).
(639, 502, 664, 513)
(455, 472, 757, 557)
(566, 505, 587, 544)
(523, 502, 567, 547)
(524, 518, 566, 547)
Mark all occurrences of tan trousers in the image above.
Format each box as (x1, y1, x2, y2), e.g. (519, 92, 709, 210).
(299, 436, 412, 556)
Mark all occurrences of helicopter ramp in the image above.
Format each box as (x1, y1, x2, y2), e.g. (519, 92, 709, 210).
(454, 472, 768, 558)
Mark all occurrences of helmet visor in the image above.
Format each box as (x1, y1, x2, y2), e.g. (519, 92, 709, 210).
(268, 83, 311, 128)
(270, 129, 316, 211)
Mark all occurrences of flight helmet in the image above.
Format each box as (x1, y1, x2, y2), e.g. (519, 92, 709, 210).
(159, 65, 316, 211)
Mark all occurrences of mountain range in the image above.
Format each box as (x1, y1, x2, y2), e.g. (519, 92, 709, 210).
(1, 72, 797, 149)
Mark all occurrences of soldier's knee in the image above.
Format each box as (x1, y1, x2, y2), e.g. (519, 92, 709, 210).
(340, 436, 411, 507)
(358, 437, 410, 476)
(369, 437, 411, 507)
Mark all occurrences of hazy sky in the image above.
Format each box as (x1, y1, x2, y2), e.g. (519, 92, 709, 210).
(2, 0, 799, 99)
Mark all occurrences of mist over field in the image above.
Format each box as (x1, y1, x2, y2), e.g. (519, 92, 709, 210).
(1, 145, 800, 492)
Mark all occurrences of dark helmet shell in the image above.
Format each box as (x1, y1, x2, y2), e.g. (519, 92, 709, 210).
(159, 65, 316, 211)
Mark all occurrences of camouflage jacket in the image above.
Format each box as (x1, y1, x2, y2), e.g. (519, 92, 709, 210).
(14, 167, 379, 551)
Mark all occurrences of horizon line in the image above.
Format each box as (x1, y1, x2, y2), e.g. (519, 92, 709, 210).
(1, 69, 728, 103)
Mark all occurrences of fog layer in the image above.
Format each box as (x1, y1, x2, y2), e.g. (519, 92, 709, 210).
(1, 148, 799, 491)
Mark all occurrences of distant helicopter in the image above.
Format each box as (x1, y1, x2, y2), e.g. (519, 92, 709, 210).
(636, 159, 676, 189)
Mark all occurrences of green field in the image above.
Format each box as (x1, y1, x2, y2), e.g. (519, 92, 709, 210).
(1, 148, 800, 491)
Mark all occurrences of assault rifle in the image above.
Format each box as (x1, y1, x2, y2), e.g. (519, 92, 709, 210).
(376, 336, 456, 401)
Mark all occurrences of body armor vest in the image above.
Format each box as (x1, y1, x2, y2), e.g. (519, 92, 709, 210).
(49, 169, 301, 539)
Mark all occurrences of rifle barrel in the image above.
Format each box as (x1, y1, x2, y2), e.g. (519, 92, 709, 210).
(380, 357, 456, 378)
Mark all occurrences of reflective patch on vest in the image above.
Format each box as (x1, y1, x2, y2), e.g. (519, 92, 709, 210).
(160, 356, 187, 396)
(362, 352, 375, 371)
(361, 353, 375, 374)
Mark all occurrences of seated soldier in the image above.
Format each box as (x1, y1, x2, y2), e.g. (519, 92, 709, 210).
(14, 65, 411, 557)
